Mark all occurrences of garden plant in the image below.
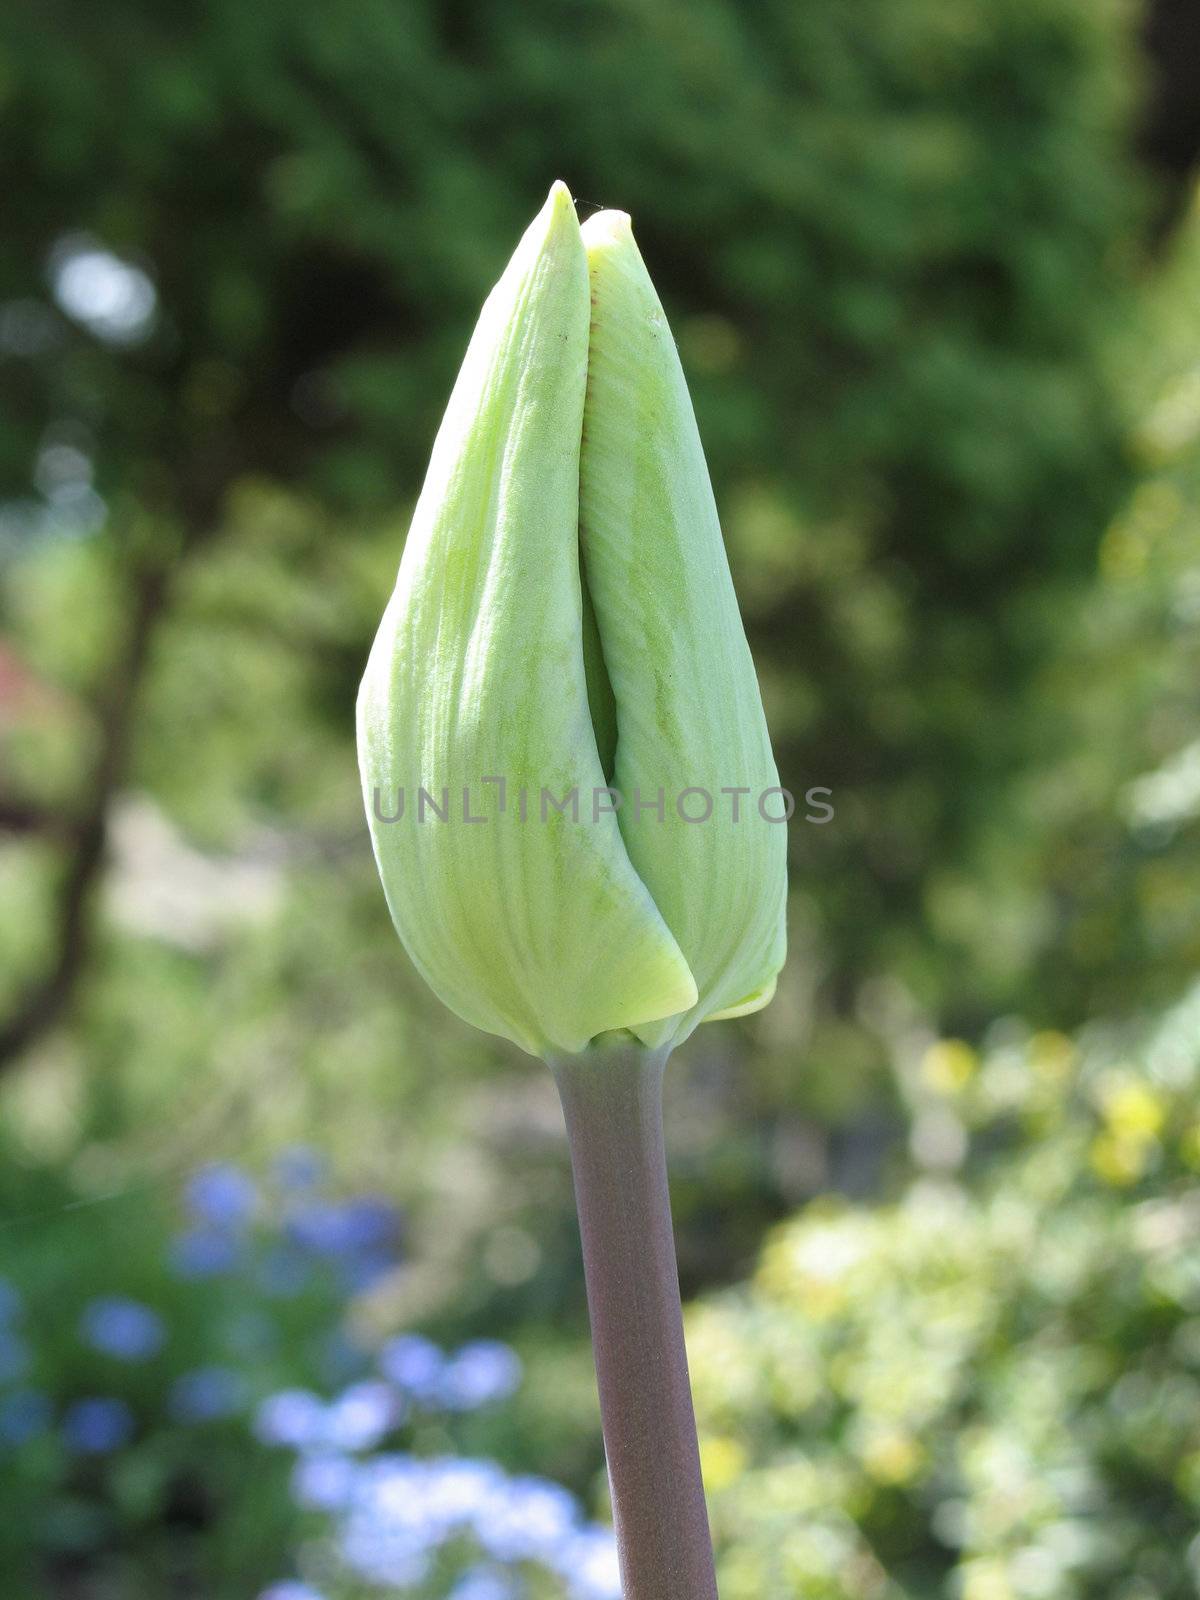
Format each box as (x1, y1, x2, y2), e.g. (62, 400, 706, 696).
(358, 183, 789, 1599)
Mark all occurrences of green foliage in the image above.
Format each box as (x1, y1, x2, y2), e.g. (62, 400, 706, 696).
(0, 1161, 333, 1594)
(0, 0, 1150, 1053)
(0, 1154, 611, 1600)
(1006, 188, 1200, 1020)
(684, 192, 1200, 1600)
(0, 4, 1197, 1596)
(689, 997, 1200, 1600)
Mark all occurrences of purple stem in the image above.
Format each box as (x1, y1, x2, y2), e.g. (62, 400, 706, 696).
(551, 1042, 718, 1600)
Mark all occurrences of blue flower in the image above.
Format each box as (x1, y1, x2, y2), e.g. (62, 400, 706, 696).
(291, 1452, 358, 1511)
(341, 1455, 468, 1561)
(62, 1397, 135, 1454)
(439, 1341, 522, 1411)
(367, 1456, 502, 1544)
(0, 1388, 51, 1447)
(561, 1526, 622, 1599)
(350, 1450, 422, 1504)
(303, 1447, 608, 1597)
(284, 1202, 342, 1257)
(338, 1247, 396, 1293)
(337, 1500, 431, 1589)
(336, 1459, 437, 1583)
(0, 1328, 30, 1384)
(449, 1568, 519, 1600)
(377, 1334, 444, 1402)
(254, 1389, 327, 1450)
(186, 1164, 257, 1229)
(80, 1297, 166, 1362)
(257, 1585, 328, 1600)
(476, 1476, 579, 1563)
(274, 1146, 325, 1189)
(323, 1381, 400, 1452)
(170, 1228, 241, 1278)
(416, 1457, 506, 1529)
(341, 1197, 402, 1251)
(286, 1196, 401, 1277)
(169, 1366, 247, 1423)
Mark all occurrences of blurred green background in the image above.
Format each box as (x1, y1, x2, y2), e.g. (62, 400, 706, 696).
(2, 1, 1200, 1596)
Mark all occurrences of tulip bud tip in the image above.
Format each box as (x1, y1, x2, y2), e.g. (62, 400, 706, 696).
(546, 179, 576, 214)
(580, 209, 634, 252)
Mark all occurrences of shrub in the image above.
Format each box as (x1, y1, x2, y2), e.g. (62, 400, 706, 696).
(689, 994, 1200, 1599)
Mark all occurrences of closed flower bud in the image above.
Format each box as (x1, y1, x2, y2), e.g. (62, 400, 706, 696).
(357, 183, 787, 1058)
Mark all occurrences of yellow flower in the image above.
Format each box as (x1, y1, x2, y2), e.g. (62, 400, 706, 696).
(1099, 1078, 1166, 1141)
(1028, 1030, 1075, 1081)
(920, 1039, 977, 1093)
(1179, 1123, 1200, 1171)
(861, 1430, 922, 1486)
(962, 1560, 1014, 1600)
(699, 1434, 747, 1492)
(1090, 1131, 1148, 1187)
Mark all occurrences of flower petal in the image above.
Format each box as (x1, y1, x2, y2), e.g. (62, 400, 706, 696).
(358, 186, 697, 1056)
(579, 210, 787, 1047)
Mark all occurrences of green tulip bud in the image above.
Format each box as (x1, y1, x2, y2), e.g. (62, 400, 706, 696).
(357, 182, 787, 1058)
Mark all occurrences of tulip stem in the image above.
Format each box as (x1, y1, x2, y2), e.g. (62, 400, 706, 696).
(551, 1043, 718, 1600)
